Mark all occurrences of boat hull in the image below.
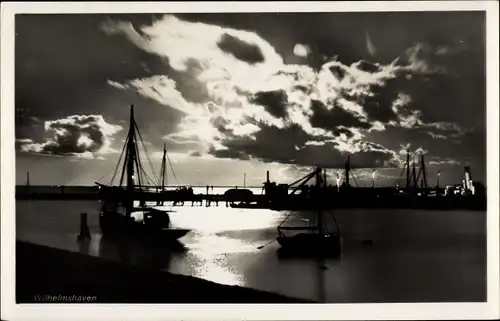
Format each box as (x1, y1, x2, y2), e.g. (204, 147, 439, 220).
(277, 233, 341, 258)
(99, 211, 190, 244)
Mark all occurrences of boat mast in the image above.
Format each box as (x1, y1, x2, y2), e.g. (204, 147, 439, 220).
(411, 160, 417, 190)
(161, 142, 167, 191)
(406, 150, 410, 189)
(125, 105, 137, 216)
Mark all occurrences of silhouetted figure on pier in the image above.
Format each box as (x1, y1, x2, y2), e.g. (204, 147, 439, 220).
(191, 194, 203, 206)
(173, 188, 185, 206)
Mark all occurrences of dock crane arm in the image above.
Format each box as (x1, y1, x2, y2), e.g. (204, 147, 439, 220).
(289, 168, 322, 195)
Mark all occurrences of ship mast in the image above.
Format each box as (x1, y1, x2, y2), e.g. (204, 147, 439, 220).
(406, 150, 410, 189)
(115, 105, 139, 216)
(125, 105, 137, 216)
(160, 142, 167, 191)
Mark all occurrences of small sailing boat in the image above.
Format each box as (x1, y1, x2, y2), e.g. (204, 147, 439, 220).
(96, 105, 190, 243)
(276, 167, 341, 257)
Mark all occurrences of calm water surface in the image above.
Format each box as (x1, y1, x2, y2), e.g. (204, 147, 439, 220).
(15, 200, 486, 303)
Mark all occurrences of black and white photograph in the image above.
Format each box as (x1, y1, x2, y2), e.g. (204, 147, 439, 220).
(1, 1, 499, 320)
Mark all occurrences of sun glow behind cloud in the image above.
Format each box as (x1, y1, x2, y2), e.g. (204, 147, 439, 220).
(5, 14, 474, 189)
(101, 14, 473, 175)
(12, 12, 486, 188)
(293, 43, 311, 58)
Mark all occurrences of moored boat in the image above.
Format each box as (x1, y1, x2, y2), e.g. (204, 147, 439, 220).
(96, 105, 190, 244)
(276, 167, 341, 258)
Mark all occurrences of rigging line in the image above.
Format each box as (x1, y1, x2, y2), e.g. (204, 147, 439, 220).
(139, 155, 157, 187)
(399, 163, 407, 179)
(395, 164, 407, 187)
(349, 170, 360, 187)
(97, 173, 106, 183)
(133, 150, 145, 190)
(134, 122, 160, 184)
(165, 148, 180, 185)
(328, 211, 341, 237)
(119, 139, 130, 187)
(132, 121, 151, 175)
(277, 211, 295, 229)
(415, 164, 423, 186)
(139, 165, 156, 186)
(139, 139, 160, 184)
(130, 129, 145, 187)
(106, 147, 122, 185)
(133, 136, 147, 188)
(108, 138, 128, 185)
(135, 139, 158, 187)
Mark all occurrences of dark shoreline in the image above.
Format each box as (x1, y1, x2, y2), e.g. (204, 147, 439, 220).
(16, 241, 314, 303)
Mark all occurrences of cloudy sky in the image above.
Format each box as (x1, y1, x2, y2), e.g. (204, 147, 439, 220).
(15, 11, 486, 187)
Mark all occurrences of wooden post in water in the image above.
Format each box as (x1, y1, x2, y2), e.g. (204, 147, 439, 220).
(206, 185, 211, 207)
(77, 212, 91, 241)
(26, 171, 31, 200)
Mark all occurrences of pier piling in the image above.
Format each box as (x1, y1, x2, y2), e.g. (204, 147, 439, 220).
(77, 212, 91, 241)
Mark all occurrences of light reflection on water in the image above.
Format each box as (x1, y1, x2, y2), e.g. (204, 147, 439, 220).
(155, 206, 284, 286)
(15, 200, 487, 302)
(185, 233, 249, 286)
(161, 205, 284, 232)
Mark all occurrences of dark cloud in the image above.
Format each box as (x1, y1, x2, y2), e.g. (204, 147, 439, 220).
(211, 123, 310, 163)
(189, 151, 202, 157)
(348, 151, 397, 169)
(17, 115, 122, 158)
(217, 33, 265, 64)
(249, 90, 288, 118)
(359, 80, 402, 123)
(164, 138, 203, 153)
(15, 111, 45, 140)
(309, 99, 371, 132)
(332, 127, 356, 139)
(328, 64, 347, 80)
(210, 148, 252, 161)
(169, 59, 211, 104)
(367, 126, 485, 169)
(352, 60, 382, 73)
(397, 40, 485, 128)
(210, 121, 397, 169)
(210, 116, 232, 135)
(296, 142, 397, 169)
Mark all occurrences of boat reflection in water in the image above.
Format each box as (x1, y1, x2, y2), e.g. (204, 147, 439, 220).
(95, 234, 186, 271)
